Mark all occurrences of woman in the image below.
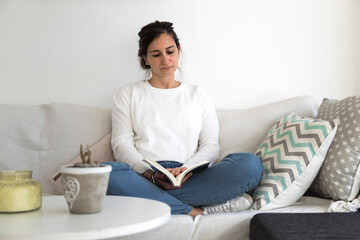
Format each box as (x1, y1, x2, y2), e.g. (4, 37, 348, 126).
(105, 21, 263, 217)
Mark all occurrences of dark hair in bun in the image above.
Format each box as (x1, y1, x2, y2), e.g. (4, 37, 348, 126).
(138, 21, 180, 69)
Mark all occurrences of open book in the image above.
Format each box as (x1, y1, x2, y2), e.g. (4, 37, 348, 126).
(143, 158, 210, 187)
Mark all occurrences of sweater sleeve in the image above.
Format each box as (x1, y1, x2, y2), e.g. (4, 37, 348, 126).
(182, 90, 220, 168)
(111, 88, 152, 174)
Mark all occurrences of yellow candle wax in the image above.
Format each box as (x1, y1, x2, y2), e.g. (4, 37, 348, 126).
(0, 170, 42, 213)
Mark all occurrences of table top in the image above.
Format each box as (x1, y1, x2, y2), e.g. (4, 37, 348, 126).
(0, 195, 171, 240)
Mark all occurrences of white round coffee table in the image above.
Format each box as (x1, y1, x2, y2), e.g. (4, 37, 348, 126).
(0, 195, 171, 240)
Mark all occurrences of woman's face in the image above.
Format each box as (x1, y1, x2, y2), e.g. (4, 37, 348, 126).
(144, 33, 180, 80)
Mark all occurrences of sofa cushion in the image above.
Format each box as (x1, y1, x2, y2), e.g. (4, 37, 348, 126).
(0, 103, 111, 195)
(310, 96, 360, 201)
(185, 196, 333, 240)
(118, 196, 333, 240)
(252, 112, 338, 210)
(216, 96, 319, 164)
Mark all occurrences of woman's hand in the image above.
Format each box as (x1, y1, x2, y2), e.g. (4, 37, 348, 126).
(167, 167, 188, 177)
(142, 167, 193, 190)
(161, 167, 193, 189)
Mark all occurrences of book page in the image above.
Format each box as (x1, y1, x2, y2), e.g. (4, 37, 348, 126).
(143, 159, 209, 186)
(143, 158, 177, 185)
(175, 161, 210, 183)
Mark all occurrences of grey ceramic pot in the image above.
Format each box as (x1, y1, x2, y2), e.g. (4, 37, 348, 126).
(60, 164, 112, 214)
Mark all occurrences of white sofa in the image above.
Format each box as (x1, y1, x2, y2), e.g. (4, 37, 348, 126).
(0, 96, 336, 240)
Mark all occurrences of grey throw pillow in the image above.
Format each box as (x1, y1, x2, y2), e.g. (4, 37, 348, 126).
(310, 96, 360, 201)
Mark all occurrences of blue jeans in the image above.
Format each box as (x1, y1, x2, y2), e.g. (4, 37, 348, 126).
(105, 152, 263, 214)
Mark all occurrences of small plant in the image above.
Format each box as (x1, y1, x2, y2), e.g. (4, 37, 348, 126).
(61, 144, 111, 214)
(73, 144, 100, 168)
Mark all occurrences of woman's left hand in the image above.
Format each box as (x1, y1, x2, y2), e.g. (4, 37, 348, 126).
(167, 167, 193, 185)
(167, 167, 187, 176)
(154, 167, 193, 190)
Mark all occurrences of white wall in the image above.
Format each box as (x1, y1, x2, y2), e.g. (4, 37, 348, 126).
(356, 0, 360, 93)
(0, 0, 359, 109)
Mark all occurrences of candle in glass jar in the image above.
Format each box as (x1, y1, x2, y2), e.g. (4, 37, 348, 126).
(0, 170, 42, 212)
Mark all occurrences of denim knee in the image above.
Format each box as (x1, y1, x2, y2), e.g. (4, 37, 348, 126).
(223, 152, 263, 180)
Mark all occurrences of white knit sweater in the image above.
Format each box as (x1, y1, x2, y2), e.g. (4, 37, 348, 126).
(111, 80, 220, 174)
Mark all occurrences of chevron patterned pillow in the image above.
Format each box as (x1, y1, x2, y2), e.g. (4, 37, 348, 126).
(251, 112, 339, 210)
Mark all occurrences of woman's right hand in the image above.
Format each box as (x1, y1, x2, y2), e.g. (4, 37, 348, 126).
(142, 170, 183, 190)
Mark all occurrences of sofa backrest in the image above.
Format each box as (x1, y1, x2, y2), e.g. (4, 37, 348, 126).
(0, 96, 319, 194)
(215, 95, 319, 164)
(0, 103, 111, 194)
